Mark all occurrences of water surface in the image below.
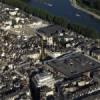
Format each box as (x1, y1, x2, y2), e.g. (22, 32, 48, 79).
(29, 0, 100, 32)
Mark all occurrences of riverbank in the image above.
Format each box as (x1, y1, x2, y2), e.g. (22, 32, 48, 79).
(0, 0, 100, 39)
(70, 0, 100, 20)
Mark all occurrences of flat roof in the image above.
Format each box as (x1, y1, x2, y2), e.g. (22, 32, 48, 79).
(83, 91, 100, 100)
(38, 25, 65, 37)
(46, 52, 100, 78)
(92, 48, 100, 55)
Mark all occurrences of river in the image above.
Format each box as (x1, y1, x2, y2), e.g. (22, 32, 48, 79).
(29, 0, 100, 32)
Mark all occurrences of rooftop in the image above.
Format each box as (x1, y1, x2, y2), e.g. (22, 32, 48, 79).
(46, 52, 100, 78)
(38, 25, 65, 37)
(92, 48, 100, 55)
(83, 91, 100, 100)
